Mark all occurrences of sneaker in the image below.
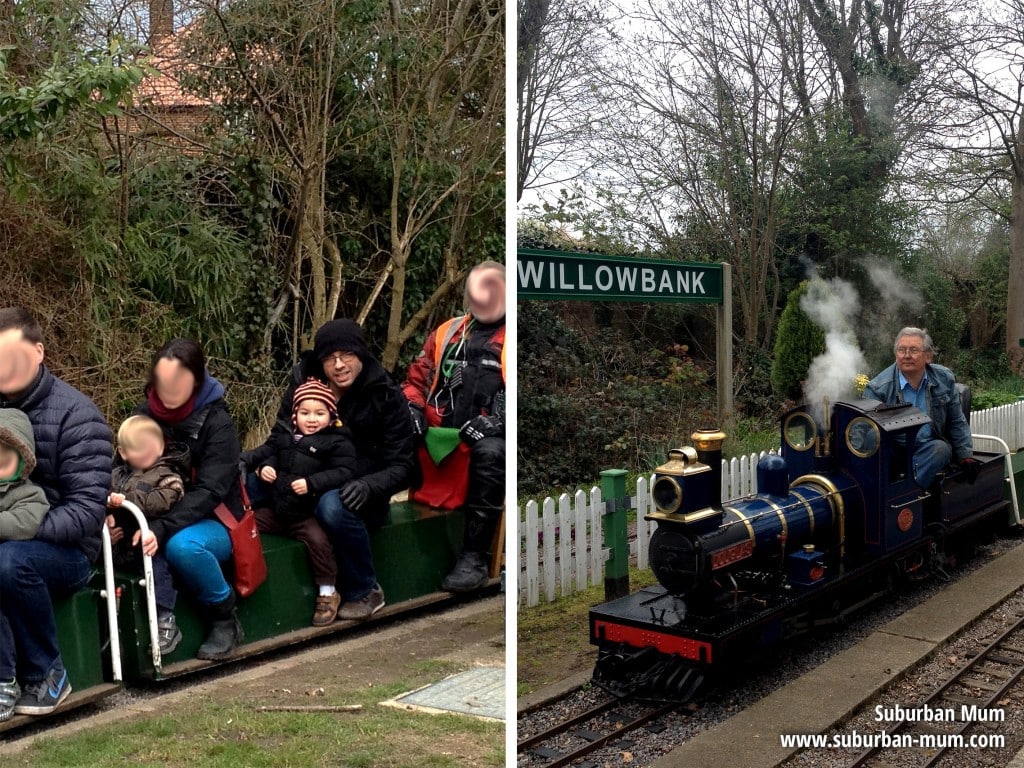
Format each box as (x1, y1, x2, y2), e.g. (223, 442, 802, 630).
(0, 678, 19, 722)
(312, 592, 341, 626)
(14, 666, 71, 716)
(157, 612, 183, 656)
(338, 586, 385, 621)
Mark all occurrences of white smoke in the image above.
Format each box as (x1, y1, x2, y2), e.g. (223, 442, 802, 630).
(862, 257, 924, 366)
(863, 258, 922, 313)
(800, 275, 867, 429)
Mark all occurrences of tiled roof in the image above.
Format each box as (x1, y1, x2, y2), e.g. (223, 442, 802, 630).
(134, 31, 211, 110)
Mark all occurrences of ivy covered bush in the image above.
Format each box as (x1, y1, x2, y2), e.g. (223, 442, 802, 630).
(517, 301, 712, 496)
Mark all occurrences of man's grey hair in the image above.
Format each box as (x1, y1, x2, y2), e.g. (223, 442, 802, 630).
(893, 327, 935, 356)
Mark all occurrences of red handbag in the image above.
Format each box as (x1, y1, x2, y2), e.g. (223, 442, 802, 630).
(213, 479, 267, 598)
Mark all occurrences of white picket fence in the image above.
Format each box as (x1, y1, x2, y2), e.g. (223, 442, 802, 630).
(517, 400, 1024, 609)
(972, 400, 1024, 453)
(518, 450, 774, 608)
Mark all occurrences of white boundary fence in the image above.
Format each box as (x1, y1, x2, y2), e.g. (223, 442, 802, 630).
(517, 400, 1024, 609)
(518, 450, 775, 608)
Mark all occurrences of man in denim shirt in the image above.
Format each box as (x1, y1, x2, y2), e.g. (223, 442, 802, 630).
(863, 327, 979, 488)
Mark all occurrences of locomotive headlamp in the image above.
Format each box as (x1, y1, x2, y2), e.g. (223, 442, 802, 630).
(651, 447, 704, 514)
(652, 476, 683, 513)
(652, 447, 697, 513)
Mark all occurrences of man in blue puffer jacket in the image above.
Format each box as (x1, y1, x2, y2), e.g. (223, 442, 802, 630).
(0, 308, 112, 721)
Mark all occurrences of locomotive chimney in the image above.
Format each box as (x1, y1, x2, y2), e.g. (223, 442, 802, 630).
(691, 428, 726, 509)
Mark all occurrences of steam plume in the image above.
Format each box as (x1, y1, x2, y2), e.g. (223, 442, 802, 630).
(800, 275, 866, 429)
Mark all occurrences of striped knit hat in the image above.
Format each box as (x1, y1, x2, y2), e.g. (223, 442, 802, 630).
(292, 378, 338, 421)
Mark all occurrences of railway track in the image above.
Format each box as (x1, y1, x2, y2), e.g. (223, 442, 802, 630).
(846, 611, 1024, 768)
(517, 695, 680, 768)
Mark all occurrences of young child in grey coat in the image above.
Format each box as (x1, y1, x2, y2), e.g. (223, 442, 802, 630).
(0, 408, 50, 543)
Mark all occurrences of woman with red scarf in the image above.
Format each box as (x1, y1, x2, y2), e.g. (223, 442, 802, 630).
(108, 339, 244, 660)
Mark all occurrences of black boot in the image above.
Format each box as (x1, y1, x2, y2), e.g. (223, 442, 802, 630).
(442, 552, 490, 592)
(196, 590, 243, 661)
(442, 510, 495, 592)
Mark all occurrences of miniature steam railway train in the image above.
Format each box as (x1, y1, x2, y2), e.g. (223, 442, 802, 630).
(589, 395, 1016, 702)
(0, 500, 499, 734)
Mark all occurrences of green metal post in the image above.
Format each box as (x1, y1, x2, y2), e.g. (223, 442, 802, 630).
(601, 469, 630, 601)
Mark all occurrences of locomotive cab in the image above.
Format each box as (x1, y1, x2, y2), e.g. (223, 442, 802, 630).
(828, 399, 931, 558)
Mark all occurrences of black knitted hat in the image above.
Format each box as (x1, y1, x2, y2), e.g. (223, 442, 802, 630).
(313, 319, 369, 362)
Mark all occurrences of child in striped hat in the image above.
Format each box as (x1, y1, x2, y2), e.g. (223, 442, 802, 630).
(245, 378, 358, 625)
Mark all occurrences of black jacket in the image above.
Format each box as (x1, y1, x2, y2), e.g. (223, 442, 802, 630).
(133, 398, 243, 545)
(246, 424, 357, 522)
(254, 352, 416, 525)
(0, 366, 112, 562)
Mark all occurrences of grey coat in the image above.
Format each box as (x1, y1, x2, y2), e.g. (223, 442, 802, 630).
(0, 408, 50, 541)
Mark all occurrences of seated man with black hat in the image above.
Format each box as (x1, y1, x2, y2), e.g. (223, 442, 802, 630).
(244, 319, 416, 621)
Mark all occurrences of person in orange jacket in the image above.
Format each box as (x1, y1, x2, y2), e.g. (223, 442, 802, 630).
(403, 262, 505, 592)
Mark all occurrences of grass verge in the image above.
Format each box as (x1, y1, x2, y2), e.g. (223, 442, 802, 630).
(8, 662, 503, 768)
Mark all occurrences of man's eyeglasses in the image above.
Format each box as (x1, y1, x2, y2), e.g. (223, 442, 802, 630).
(896, 347, 924, 357)
(323, 351, 358, 365)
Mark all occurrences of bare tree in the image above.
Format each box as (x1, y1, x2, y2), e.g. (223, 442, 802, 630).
(517, 0, 604, 199)
(916, 0, 1024, 372)
(174, 0, 380, 356)
(368, 0, 504, 369)
(585, 0, 809, 348)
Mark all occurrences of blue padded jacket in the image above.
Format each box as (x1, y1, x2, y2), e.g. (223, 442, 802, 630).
(0, 366, 113, 562)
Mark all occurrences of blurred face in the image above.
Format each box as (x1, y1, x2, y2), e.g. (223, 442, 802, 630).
(895, 334, 932, 382)
(153, 357, 196, 409)
(119, 431, 164, 471)
(466, 266, 506, 324)
(295, 399, 332, 436)
(321, 351, 362, 393)
(0, 446, 20, 480)
(0, 328, 44, 397)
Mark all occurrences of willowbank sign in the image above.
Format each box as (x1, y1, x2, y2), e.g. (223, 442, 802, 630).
(516, 249, 724, 303)
(516, 248, 733, 419)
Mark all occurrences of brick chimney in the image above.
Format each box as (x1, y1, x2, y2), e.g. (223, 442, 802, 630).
(149, 0, 173, 43)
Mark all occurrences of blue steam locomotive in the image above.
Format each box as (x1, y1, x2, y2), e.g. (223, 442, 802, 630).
(589, 394, 1013, 701)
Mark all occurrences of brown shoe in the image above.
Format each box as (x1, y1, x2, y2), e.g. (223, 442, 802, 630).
(312, 593, 341, 626)
(338, 586, 385, 621)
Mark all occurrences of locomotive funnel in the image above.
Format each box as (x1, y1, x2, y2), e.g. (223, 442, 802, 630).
(691, 429, 726, 509)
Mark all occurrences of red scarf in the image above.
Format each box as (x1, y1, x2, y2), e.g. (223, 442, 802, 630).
(147, 387, 197, 426)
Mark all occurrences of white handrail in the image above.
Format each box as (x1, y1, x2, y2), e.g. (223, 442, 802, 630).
(971, 434, 1021, 526)
(99, 522, 122, 683)
(110, 500, 162, 674)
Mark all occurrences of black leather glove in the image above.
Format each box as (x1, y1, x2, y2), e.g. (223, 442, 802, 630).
(408, 402, 427, 439)
(339, 479, 371, 511)
(459, 414, 503, 445)
(959, 457, 981, 485)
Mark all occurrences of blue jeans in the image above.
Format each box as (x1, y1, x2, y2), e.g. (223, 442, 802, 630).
(316, 491, 376, 602)
(164, 519, 233, 606)
(151, 552, 177, 613)
(913, 438, 953, 488)
(0, 541, 91, 682)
